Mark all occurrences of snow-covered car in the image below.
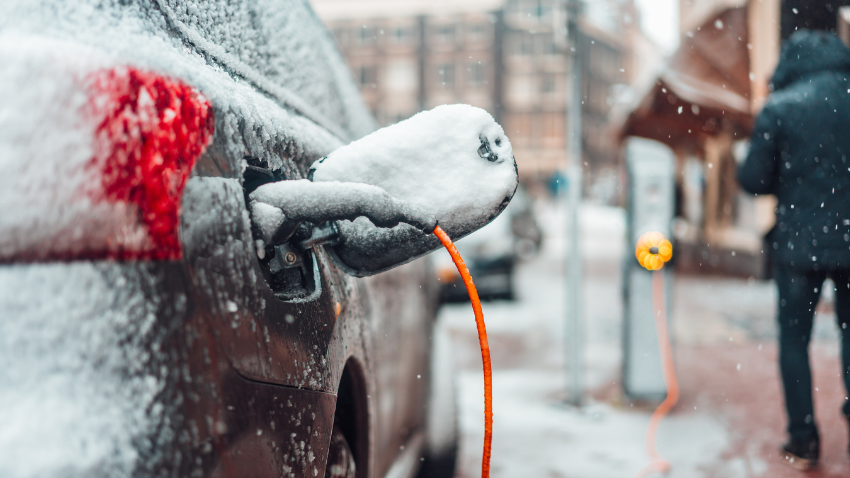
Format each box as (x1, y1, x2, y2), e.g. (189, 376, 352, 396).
(436, 186, 541, 302)
(0, 2, 458, 478)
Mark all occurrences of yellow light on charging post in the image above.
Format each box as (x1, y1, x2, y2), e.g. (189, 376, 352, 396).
(635, 231, 673, 271)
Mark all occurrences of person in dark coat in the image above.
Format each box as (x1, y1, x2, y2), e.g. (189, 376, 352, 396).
(738, 30, 850, 470)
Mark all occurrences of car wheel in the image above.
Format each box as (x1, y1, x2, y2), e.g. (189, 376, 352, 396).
(417, 318, 459, 478)
(325, 425, 356, 478)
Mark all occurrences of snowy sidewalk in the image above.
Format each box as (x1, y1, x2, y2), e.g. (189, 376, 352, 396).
(438, 202, 850, 477)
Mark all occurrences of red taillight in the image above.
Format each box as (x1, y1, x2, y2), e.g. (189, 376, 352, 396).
(87, 67, 214, 260)
(0, 62, 213, 264)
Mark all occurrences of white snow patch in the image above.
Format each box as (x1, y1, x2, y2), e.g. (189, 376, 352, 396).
(457, 369, 730, 478)
(0, 264, 164, 478)
(310, 105, 518, 231)
(251, 201, 287, 242)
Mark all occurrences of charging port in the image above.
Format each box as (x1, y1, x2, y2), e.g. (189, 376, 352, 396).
(242, 156, 317, 301)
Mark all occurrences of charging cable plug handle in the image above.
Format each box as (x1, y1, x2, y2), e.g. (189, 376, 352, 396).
(249, 179, 437, 244)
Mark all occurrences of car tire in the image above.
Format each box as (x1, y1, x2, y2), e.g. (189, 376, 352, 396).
(325, 425, 356, 478)
(417, 317, 459, 478)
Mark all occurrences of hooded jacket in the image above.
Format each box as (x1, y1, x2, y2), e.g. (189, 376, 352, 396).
(738, 30, 850, 269)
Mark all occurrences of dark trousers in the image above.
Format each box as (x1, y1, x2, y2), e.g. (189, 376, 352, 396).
(776, 265, 850, 442)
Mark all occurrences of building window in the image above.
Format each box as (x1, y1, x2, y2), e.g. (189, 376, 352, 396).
(534, 1, 551, 18)
(438, 63, 455, 87)
(512, 32, 533, 56)
(542, 36, 559, 57)
(391, 26, 413, 44)
(505, 113, 532, 148)
(357, 26, 377, 45)
(542, 113, 565, 148)
(541, 74, 557, 97)
(511, 0, 551, 20)
(467, 22, 487, 42)
(468, 62, 486, 87)
(507, 74, 535, 106)
(435, 24, 456, 44)
(358, 65, 377, 87)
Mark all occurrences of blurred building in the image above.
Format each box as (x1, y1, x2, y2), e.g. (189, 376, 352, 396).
(501, 0, 628, 192)
(622, 0, 850, 277)
(313, 0, 502, 125)
(310, 0, 630, 195)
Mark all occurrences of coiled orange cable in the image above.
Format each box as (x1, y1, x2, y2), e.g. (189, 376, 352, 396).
(634, 269, 679, 478)
(433, 225, 493, 478)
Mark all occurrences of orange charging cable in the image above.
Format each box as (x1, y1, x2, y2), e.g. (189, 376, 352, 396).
(634, 232, 678, 478)
(433, 225, 493, 478)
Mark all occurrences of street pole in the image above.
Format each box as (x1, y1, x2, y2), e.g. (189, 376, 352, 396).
(565, 0, 583, 407)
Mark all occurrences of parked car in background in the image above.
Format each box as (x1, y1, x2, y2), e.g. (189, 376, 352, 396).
(0, 1, 457, 478)
(435, 186, 542, 302)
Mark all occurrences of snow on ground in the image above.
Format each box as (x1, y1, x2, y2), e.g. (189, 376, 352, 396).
(439, 200, 735, 477)
(455, 369, 730, 478)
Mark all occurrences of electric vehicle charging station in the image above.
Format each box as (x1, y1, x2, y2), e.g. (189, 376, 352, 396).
(623, 137, 676, 400)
